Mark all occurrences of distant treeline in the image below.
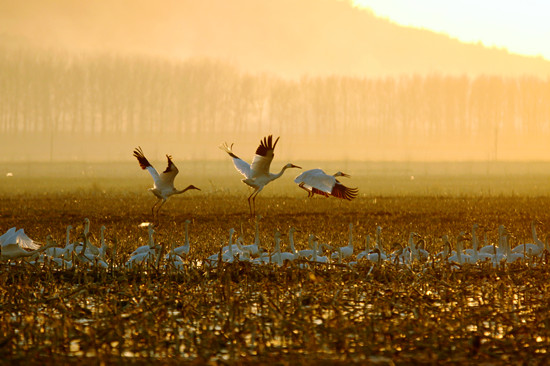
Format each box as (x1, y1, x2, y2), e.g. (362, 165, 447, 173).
(1, 48, 549, 160)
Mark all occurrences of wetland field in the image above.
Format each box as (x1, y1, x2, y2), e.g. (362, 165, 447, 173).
(2, 161, 550, 364)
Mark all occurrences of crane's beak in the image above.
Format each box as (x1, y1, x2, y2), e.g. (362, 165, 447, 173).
(291, 164, 302, 169)
(341, 172, 351, 178)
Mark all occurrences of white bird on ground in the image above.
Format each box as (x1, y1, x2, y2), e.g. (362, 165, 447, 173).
(436, 236, 452, 260)
(270, 231, 287, 266)
(76, 232, 108, 268)
(97, 225, 108, 260)
(512, 221, 545, 257)
(504, 234, 524, 263)
(356, 234, 372, 260)
(275, 231, 297, 263)
(448, 232, 471, 264)
(287, 227, 300, 256)
(126, 225, 160, 268)
(133, 146, 200, 219)
(44, 225, 73, 259)
(207, 228, 238, 265)
(1, 233, 55, 260)
(172, 220, 191, 257)
(164, 251, 185, 270)
(332, 223, 354, 260)
(293, 234, 318, 259)
(64, 218, 100, 257)
(294, 169, 358, 200)
(372, 226, 386, 258)
(243, 215, 264, 256)
(480, 225, 506, 255)
(402, 232, 422, 263)
(311, 240, 331, 263)
(234, 237, 253, 262)
(219, 135, 301, 215)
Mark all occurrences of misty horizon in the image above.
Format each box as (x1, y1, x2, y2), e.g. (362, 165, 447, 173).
(1, 0, 550, 162)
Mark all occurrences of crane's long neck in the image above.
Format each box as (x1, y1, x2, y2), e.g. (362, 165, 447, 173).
(65, 226, 72, 247)
(271, 165, 292, 181)
(148, 227, 155, 248)
(504, 235, 511, 256)
(176, 185, 198, 195)
(289, 229, 297, 253)
(308, 234, 315, 250)
(274, 234, 281, 254)
(532, 221, 543, 247)
(376, 226, 382, 251)
(442, 236, 450, 257)
(312, 241, 318, 261)
(498, 225, 505, 249)
(100, 226, 106, 249)
(83, 219, 90, 237)
(408, 233, 416, 252)
(227, 229, 235, 255)
(456, 235, 463, 262)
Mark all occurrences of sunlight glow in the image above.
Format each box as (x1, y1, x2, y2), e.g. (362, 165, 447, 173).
(352, 0, 550, 60)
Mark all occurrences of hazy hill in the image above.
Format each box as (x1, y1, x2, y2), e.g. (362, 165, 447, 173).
(1, 0, 549, 78)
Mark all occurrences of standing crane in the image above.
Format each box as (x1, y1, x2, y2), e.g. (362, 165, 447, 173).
(219, 135, 301, 215)
(133, 147, 200, 220)
(294, 169, 358, 200)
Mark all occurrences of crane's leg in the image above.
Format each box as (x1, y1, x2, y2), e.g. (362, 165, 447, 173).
(248, 188, 261, 216)
(156, 199, 167, 221)
(151, 199, 162, 218)
(247, 190, 256, 215)
(298, 183, 313, 197)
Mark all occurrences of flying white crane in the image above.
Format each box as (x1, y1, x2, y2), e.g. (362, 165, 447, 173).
(133, 146, 200, 219)
(294, 169, 358, 200)
(219, 135, 301, 215)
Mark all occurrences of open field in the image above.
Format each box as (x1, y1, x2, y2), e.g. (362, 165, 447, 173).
(2, 162, 550, 364)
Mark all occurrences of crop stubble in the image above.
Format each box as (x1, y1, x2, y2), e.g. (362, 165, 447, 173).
(1, 184, 550, 364)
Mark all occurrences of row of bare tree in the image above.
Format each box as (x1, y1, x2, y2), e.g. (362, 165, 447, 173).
(1, 48, 549, 160)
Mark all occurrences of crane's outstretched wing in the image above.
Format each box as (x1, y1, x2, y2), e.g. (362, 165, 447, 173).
(219, 142, 252, 179)
(0, 228, 41, 250)
(133, 147, 161, 184)
(330, 182, 359, 200)
(159, 154, 179, 185)
(14, 229, 41, 250)
(250, 135, 279, 178)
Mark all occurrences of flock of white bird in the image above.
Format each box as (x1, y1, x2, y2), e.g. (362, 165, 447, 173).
(2, 134, 547, 270)
(1, 215, 548, 271)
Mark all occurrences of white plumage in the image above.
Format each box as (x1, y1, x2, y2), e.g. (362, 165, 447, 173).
(220, 135, 301, 215)
(133, 146, 200, 219)
(294, 169, 358, 200)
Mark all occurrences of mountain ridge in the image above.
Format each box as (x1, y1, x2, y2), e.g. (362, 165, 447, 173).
(0, 0, 549, 78)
